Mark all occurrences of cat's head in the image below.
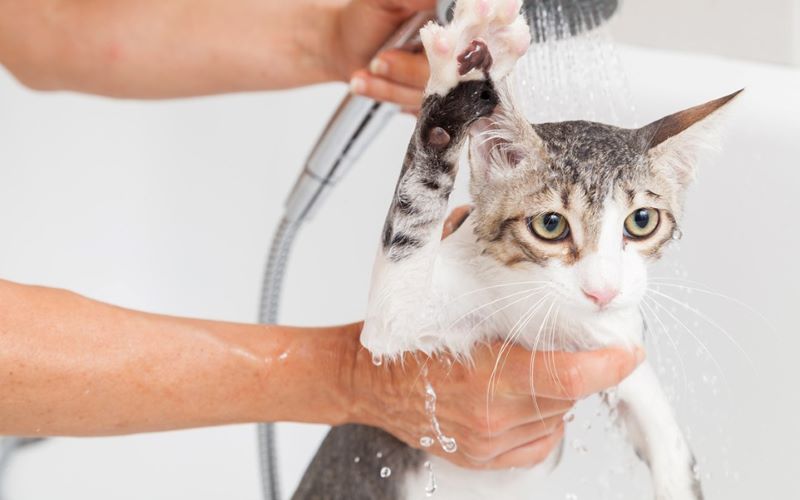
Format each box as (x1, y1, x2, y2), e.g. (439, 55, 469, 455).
(467, 89, 741, 317)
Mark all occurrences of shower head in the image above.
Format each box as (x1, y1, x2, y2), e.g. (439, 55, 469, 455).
(284, 0, 620, 222)
(437, 0, 619, 42)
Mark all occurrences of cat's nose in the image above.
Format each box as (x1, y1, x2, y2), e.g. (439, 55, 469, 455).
(582, 288, 619, 308)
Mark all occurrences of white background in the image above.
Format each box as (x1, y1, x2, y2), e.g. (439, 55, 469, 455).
(1, 9, 799, 500)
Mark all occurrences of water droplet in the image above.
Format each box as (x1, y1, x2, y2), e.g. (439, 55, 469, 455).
(419, 436, 434, 448)
(424, 380, 459, 454)
(440, 437, 458, 454)
(380, 466, 392, 478)
(672, 228, 683, 240)
(571, 439, 589, 454)
(372, 354, 383, 366)
(424, 461, 437, 496)
(278, 351, 288, 361)
(353, 456, 360, 463)
(376, 451, 383, 459)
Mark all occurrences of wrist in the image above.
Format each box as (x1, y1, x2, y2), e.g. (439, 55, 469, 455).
(266, 322, 362, 426)
(306, 1, 349, 84)
(326, 322, 364, 424)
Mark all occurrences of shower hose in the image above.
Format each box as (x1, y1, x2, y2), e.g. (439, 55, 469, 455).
(257, 216, 302, 500)
(0, 217, 296, 500)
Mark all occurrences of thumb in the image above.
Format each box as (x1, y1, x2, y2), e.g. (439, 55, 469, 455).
(365, 0, 438, 17)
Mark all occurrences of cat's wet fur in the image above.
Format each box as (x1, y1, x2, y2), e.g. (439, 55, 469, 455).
(296, 1, 738, 498)
(292, 425, 423, 500)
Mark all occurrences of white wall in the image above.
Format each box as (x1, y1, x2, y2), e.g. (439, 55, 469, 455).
(610, 0, 800, 66)
(1, 40, 799, 500)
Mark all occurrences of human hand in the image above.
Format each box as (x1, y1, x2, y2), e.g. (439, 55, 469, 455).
(341, 205, 644, 469)
(328, 0, 433, 113)
(344, 338, 644, 469)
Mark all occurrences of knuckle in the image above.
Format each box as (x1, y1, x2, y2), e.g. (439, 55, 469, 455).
(463, 404, 488, 429)
(459, 433, 496, 461)
(560, 363, 585, 398)
(528, 443, 551, 465)
(487, 414, 512, 434)
(471, 441, 497, 462)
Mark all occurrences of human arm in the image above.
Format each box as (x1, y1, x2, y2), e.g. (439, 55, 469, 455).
(0, 277, 640, 468)
(0, 0, 429, 104)
(0, 278, 357, 435)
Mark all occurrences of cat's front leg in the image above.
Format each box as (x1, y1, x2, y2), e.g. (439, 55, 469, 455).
(615, 361, 703, 500)
(361, 0, 530, 357)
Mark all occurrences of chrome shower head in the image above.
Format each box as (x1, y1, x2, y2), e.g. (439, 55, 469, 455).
(284, 0, 621, 223)
(436, 0, 619, 42)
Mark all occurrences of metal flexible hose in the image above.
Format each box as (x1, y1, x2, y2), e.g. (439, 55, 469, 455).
(257, 217, 302, 500)
(0, 438, 42, 499)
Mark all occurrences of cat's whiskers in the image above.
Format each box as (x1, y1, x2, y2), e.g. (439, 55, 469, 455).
(442, 280, 556, 307)
(489, 293, 552, 397)
(545, 305, 563, 398)
(650, 276, 772, 325)
(485, 293, 550, 402)
(639, 300, 689, 394)
(646, 287, 757, 373)
(527, 296, 558, 425)
(485, 293, 552, 434)
(643, 294, 731, 393)
(446, 286, 548, 331)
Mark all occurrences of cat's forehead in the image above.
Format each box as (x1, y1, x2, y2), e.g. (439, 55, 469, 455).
(531, 121, 646, 206)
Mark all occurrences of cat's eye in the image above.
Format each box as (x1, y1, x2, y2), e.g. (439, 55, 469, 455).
(624, 208, 660, 239)
(528, 212, 570, 241)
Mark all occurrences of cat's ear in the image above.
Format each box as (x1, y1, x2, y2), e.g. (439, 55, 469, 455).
(637, 89, 743, 187)
(467, 103, 543, 184)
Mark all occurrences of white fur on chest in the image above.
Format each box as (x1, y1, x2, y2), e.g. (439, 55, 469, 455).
(362, 219, 643, 359)
(401, 454, 558, 500)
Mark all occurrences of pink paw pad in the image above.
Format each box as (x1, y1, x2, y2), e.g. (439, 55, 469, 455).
(476, 0, 491, 18)
(434, 32, 453, 56)
(497, 0, 522, 22)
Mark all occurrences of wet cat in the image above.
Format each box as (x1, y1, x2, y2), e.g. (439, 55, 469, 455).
(294, 1, 738, 498)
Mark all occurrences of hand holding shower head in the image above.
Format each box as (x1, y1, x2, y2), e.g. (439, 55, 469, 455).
(284, 0, 619, 222)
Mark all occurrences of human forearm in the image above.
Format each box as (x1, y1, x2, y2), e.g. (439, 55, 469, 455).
(0, 0, 342, 98)
(0, 279, 356, 435)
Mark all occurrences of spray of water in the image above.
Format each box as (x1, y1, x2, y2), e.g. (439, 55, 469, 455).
(515, 1, 636, 126)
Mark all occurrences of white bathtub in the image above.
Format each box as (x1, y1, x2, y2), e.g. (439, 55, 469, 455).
(1, 44, 797, 499)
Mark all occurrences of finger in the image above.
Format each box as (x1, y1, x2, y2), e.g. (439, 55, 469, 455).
(473, 424, 565, 470)
(400, 106, 420, 117)
(366, 0, 437, 15)
(461, 415, 564, 462)
(476, 396, 573, 432)
(442, 205, 473, 239)
(487, 344, 645, 400)
(350, 70, 423, 107)
(369, 49, 429, 90)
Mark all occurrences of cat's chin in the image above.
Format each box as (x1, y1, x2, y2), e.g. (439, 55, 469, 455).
(550, 303, 644, 349)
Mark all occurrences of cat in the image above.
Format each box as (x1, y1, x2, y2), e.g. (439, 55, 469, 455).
(293, 1, 739, 498)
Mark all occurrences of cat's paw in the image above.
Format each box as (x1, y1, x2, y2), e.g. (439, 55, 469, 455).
(420, 0, 531, 96)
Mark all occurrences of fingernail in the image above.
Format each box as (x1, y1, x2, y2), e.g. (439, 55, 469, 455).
(634, 347, 646, 365)
(369, 58, 389, 76)
(350, 76, 366, 94)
